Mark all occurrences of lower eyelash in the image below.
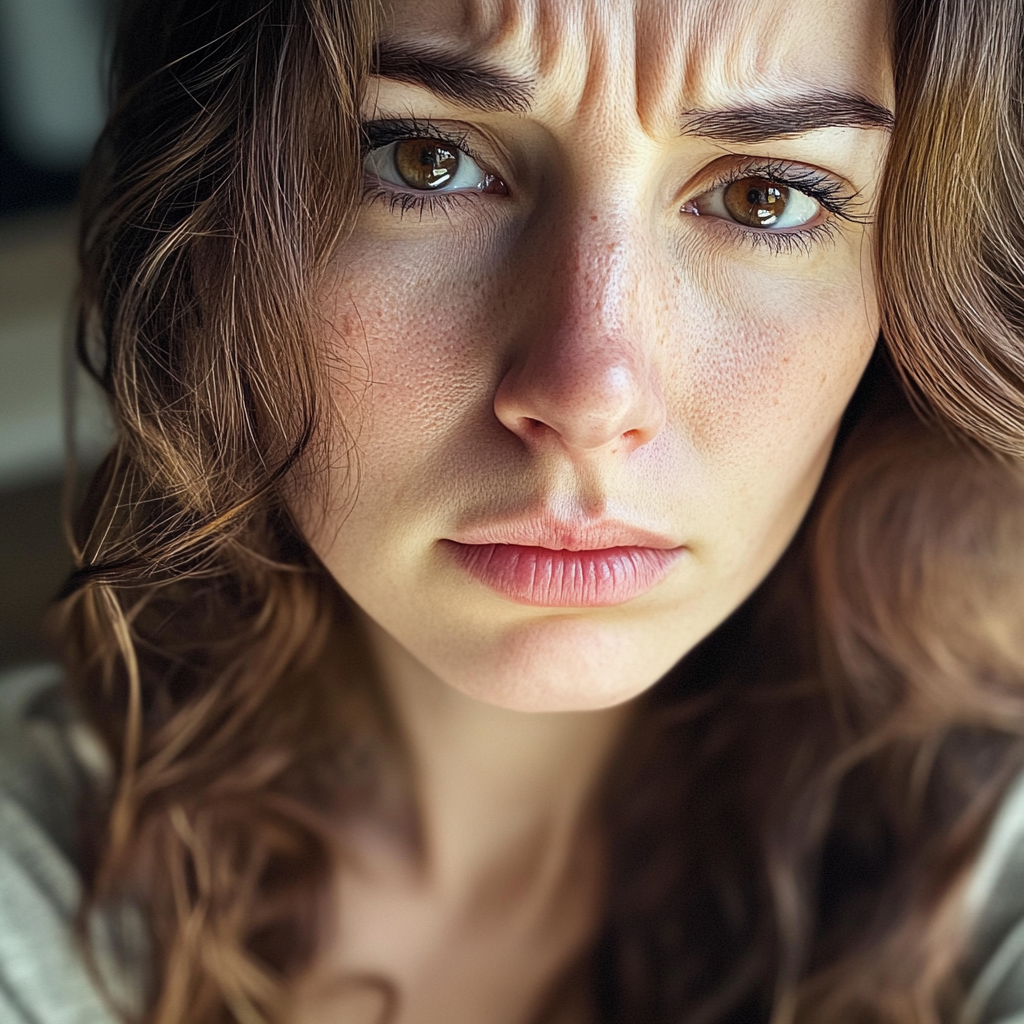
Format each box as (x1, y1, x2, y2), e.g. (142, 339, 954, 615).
(362, 180, 480, 220)
(737, 219, 841, 256)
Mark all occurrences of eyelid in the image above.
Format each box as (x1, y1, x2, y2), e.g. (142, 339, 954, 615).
(361, 116, 499, 174)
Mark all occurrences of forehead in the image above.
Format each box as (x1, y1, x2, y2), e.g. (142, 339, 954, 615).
(379, 0, 893, 129)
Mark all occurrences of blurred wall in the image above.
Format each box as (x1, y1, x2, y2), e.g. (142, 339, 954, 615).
(0, 0, 111, 666)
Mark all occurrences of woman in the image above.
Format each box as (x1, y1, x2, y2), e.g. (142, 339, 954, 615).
(2, 0, 1024, 1021)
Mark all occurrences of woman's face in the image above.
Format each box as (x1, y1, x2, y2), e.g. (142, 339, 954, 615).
(302, 0, 893, 712)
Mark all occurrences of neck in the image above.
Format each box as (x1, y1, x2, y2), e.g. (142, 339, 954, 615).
(358, 612, 633, 891)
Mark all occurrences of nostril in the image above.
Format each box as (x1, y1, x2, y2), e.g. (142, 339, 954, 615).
(519, 417, 547, 439)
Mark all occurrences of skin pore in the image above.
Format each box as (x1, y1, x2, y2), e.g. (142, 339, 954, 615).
(291, 0, 893, 1021)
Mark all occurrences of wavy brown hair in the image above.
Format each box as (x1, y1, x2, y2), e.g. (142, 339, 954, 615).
(56, 1, 1024, 1023)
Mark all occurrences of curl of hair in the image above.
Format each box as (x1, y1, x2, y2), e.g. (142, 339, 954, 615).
(59, 1, 378, 1020)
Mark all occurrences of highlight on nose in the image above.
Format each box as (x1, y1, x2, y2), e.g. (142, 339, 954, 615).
(493, 350, 666, 455)
(492, 201, 670, 457)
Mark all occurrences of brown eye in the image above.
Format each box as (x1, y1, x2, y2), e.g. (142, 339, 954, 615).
(723, 177, 790, 227)
(393, 139, 460, 190)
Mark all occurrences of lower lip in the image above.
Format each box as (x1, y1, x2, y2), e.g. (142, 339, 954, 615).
(442, 542, 684, 607)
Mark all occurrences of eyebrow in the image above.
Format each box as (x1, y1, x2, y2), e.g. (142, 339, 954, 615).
(373, 41, 534, 114)
(680, 92, 895, 142)
(371, 46, 893, 142)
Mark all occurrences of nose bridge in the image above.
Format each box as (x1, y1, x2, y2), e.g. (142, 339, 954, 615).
(562, 213, 635, 347)
(544, 208, 651, 396)
(494, 201, 666, 456)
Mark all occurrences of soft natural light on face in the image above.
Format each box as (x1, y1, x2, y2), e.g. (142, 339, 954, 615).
(297, 0, 894, 713)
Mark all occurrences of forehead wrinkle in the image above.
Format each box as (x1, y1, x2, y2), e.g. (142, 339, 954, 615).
(678, 0, 801, 106)
(422, 0, 587, 100)
(638, 0, 891, 135)
(635, 0, 786, 136)
(579, 0, 638, 114)
(527, 0, 649, 131)
(535, 0, 586, 79)
(462, 0, 505, 38)
(494, 0, 580, 83)
(465, 0, 555, 71)
(475, 0, 538, 53)
(634, 1, 704, 134)
(386, 0, 890, 140)
(385, 0, 642, 131)
(489, 0, 604, 124)
(507, 0, 592, 99)
(390, 0, 531, 55)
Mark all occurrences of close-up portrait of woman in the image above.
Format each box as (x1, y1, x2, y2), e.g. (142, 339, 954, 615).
(3, 0, 1024, 1022)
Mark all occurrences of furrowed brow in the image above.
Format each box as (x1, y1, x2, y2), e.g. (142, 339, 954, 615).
(373, 41, 534, 114)
(681, 92, 895, 143)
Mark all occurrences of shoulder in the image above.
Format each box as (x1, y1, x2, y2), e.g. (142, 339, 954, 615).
(0, 664, 119, 1024)
(960, 772, 1024, 1024)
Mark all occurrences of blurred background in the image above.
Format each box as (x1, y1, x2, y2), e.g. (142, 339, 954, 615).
(0, 0, 113, 668)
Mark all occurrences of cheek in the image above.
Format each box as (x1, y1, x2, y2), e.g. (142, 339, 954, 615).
(642, 249, 879, 585)
(321, 244, 506, 451)
(670, 255, 879, 467)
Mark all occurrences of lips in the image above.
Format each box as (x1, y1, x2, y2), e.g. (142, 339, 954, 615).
(443, 542, 682, 607)
(442, 515, 684, 607)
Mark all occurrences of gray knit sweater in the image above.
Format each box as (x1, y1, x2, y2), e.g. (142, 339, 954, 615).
(2, 664, 1024, 1024)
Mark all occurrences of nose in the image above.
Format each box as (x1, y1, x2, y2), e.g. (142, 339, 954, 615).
(493, 213, 666, 458)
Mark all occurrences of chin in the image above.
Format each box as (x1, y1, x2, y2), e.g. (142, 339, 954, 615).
(423, 614, 692, 713)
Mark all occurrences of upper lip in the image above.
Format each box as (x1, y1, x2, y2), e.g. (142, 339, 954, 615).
(447, 512, 682, 552)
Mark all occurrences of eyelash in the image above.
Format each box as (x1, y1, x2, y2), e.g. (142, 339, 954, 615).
(359, 119, 864, 255)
